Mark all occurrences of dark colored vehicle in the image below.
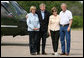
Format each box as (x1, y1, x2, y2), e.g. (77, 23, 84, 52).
(1, 1, 28, 37)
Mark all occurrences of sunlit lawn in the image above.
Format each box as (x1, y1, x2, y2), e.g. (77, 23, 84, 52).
(72, 28, 83, 30)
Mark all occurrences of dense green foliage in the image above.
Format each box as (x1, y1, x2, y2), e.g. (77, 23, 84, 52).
(72, 16, 83, 28)
(17, 1, 83, 28)
(17, 1, 83, 16)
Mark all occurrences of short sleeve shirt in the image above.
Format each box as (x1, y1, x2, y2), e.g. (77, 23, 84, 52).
(59, 10, 73, 25)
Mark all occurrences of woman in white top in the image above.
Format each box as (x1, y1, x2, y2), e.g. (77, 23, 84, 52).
(26, 6, 40, 55)
(48, 7, 60, 56)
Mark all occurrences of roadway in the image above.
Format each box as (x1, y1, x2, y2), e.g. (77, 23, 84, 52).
(1, 30, 83, 57)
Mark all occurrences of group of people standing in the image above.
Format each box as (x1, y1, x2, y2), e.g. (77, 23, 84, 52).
(26, 3, 73, 56)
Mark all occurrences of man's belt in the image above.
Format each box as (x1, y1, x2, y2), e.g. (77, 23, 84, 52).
(60, 24, 69, 27)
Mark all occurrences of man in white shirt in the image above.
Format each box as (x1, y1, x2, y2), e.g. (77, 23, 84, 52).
(59, 3, 73, 55)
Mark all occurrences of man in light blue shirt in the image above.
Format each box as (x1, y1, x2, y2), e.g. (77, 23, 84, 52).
(36, 3, 50, 55)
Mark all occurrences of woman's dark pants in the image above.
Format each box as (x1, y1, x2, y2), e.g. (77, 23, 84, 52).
(29, 31, 39, 54)
(50, 30, 60, 52)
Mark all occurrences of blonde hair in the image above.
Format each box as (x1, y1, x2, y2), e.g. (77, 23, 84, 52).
(30, 6, 36, 12)
(39, 3, 46, 8)
(51, 7, 57, 13)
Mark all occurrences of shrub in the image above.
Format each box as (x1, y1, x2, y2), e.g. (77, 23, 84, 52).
(72, 16, 83, 28)
(17, 1, 83, 28)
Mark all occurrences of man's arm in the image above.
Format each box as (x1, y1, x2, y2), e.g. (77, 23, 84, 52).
(67, 19, 73, 32)
(67, 11, 73, 32)
(69, 19, 73, 28)
(26, 15, 28, 19)
(47, 11, 51, 25)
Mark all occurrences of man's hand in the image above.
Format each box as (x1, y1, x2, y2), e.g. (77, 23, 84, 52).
(33, 28, 39, 30)
(67, 19, 72, 32)
(67, 26, 70, 32)
(26, 15, 28, 19)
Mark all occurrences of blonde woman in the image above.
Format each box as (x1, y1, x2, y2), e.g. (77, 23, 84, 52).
(48, 7, 60, 56)
(26, 6, 40, 55)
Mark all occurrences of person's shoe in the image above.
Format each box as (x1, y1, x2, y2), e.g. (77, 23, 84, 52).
(60, 53, 65, 55)
(65, 53, 69, 56)
(54, 52, 59, 56)
(37, 52, 40, 55)
(52, 53, 55, 55)
(42, 52, 47, 55)
(31, 53, 37, 55)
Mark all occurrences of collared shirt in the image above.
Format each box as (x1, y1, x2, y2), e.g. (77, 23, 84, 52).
(41, 11, 45, 20)
(59, 10, 73, 25)
(48, 15, 60, 32)
(26, 13, 40, 31)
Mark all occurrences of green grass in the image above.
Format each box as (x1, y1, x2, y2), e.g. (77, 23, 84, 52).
(72, 28, 83, 30)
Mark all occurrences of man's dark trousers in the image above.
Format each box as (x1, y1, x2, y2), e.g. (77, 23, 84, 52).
(37, 31, 47, 54)
(36, 10, 50, 54)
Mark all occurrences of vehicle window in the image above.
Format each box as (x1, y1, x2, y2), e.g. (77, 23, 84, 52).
(1, 2, 11, 13)
(10, 1, 22, 15)
(15, 2, 24, 11)
(1, 6, 9, 17)
(2, 2, 17, 16)
(15, 2, 26, 14)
